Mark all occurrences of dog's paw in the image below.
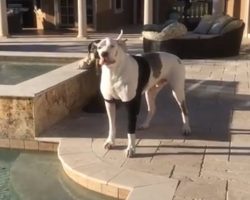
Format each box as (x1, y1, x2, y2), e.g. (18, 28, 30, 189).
(125, 147, 135, 158)
(182, 126, 191, 136)
(138, 123, 149, 130)
(103, 140, 114, 150)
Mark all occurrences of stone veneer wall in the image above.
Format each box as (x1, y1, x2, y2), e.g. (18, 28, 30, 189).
(0, 68, 99, 140)
(0, 97, 34, 139)
(34, 68, 99, 137)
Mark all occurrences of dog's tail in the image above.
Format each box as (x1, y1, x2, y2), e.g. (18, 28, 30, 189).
(116, 29, 123, 40)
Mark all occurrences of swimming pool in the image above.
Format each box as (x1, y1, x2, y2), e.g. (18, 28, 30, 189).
(0, 149, 114, 200)
(0, 61, 61, 85)
(0, 57, 99, 140)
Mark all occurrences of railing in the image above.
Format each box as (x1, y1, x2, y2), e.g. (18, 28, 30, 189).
(173, 0, 213, 20)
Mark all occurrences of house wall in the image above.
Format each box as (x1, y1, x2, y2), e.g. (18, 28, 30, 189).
(95, 0, 133, 31)
(157, 0, 174, 24)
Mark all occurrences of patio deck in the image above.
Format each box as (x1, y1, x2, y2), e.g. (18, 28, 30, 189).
(1, 31, 250, 200)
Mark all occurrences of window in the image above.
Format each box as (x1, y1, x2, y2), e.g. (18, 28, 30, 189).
(60, 0, 75, 26)
(114, 0, 123, 13)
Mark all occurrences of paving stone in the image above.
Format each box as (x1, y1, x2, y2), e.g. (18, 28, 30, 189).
(205, 142, 230, 162)
(109, 169, 176, 190)
(231, 134, 250, 146)
(60, 152, 100, 169)
(103, 139, 128, 167)
(172, 164, 200, 180)
(124, 159, 173, 177)
(175, 178, 227, 200)
(231, 111, 250, 129)
(228, 180, 250, 200)
(230, 142, 250, 164)
(75, 161, 124, 184)
(153, 141, 204, 166)
(10, 139, 24, 149)
(92, 138, 109, 158)
(202, 160, 250, 183)
(24, 140, 39, 150)
(58, 138, 92, 155)
(0, 138, 10, 148)
(128, 181, 178, 200)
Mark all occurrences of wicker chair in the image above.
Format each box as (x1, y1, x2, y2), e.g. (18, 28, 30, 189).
(143, 22, 245, 59)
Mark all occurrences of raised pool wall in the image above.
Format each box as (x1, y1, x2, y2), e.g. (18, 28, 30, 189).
(0, 59, 99, 141)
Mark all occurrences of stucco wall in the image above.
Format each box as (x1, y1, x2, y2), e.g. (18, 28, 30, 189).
(157, 0, 175, 24)
(95, 0, 133, 31)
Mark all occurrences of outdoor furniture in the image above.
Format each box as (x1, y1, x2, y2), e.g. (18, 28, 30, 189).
(143, 15, 245, 59)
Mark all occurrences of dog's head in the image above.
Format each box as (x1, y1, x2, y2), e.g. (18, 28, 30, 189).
(96, 30, 127, 67)
(78, 39, 100, 70)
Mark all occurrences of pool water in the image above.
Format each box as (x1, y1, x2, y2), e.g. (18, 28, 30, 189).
(0, 61, 61, 85)
(0, 150, 115, 200)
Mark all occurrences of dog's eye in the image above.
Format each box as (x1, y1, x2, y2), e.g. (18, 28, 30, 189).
(110, 45, 114, 48)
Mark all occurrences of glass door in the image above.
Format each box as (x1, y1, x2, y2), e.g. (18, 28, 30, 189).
(60, 0, 75, 26)
(87, 0, 94, 25)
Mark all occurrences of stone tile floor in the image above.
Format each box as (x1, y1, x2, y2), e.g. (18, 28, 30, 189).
(44, 58, 250, 199)
(1, 32, 250, 199)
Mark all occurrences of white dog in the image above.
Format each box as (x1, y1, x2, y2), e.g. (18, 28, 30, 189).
(94, 31, 191, 157)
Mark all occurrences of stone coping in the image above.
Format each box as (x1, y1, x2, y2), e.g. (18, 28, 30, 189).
(0, 58, 87, 98)
(57, 138, 179, 200)
(0, 138, 58, 152)
(0, 137, 179, 199)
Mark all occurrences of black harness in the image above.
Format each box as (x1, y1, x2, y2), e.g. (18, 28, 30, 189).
(104, 55, 151, 133)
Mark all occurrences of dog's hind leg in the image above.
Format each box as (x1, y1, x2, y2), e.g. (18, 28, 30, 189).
(171, 85, 191, 136)
(103, 101, 116, 149)
(139, 81, 166, 129)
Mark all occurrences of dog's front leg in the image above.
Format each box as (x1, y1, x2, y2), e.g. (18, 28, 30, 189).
(125, 96, 141, 157)
(104, 101, 116, 149)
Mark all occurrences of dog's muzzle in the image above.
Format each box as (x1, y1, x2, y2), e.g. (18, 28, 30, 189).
(99, 53, 115, 66)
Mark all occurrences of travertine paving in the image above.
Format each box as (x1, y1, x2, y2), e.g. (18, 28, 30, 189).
(45, 66, 250, 200)
(1, 33, 250, 199)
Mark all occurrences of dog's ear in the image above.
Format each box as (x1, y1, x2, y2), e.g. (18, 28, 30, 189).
(117, 39, 128, 52)
(88, 40, 100, 54)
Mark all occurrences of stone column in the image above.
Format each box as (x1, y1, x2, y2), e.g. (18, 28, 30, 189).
(54, 0, 60, 29)
(77, 0, 87, 38)
(0, 0, 8, 37)
(213, 0, 226, 15)
(240, 0, 250, 37)
(144, 0, 153, 25)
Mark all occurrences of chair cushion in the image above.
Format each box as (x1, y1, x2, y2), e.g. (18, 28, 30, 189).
(143, 24, 162, 32)
(180, 32, 218, 39)
(193, 15, 216, 34)
(208, 15, 233, 34)
(142, 22, 187, 41)
(221, 19, 243, 34)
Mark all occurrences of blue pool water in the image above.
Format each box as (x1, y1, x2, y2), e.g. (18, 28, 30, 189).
(0, 61, 61, 85)
(0, 150, 115, 200)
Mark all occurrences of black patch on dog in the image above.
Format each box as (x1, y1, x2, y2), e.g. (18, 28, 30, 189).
(132, 55, 151, 96)
(143, 53, 163, 78)
(88, 40, 100, 58)
(124, 55, 150, 133)
(103, 55, 151, 134)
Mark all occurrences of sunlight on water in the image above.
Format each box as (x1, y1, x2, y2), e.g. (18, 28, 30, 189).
(0, 150, 114, 200)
